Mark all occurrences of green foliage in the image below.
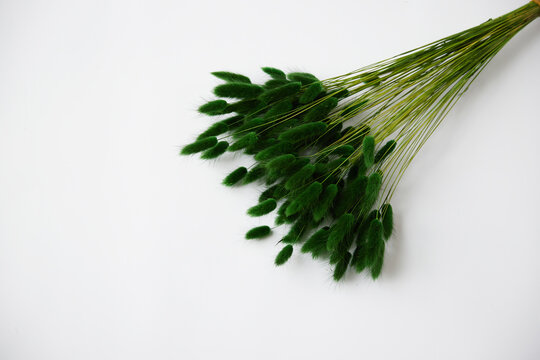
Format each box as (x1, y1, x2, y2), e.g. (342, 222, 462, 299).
(198, 121, 228, 139)
(180, 136, 218, 155)
(262, 67, 286, 80)
(212, 71, 251, 83)
(229, 132, 258, 151)
(245, 225, 271, 239)
(222, 166, 247, 186)
(285, 164, 315, 191)
(326, 213, 354, 252)
(247, 198, 277, 217)
(365, 219, 385, 279)
(299, 82, 324, 104)
(201, 141, 229, 159)
(287, 72, 318, 85)
(332, 145, 354, 157)
(259, 185, 279, 202)
(303, 97, 338, 123)
(362, 136, 375, 168)
(275, 245, 293, 266)
(381, 203, 393, 239)
(198, 100, 228, 115)
(375, 140, 397, 163)
(222, 115, 244, 130)
(259, 82, 302, 104)
(278, 122, 327, 143)
(214, 83, 263, 99)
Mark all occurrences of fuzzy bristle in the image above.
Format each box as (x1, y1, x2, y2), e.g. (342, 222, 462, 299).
(287, 72, 318, 85)
(245, 225, 271, 239)
(214, 83, 263, 99)
(222, 166, 248, 186)
(198, 100, 228, 115)
(285, 181, 322, 216)
(299, 82, 324, 104)
(181, 136, 218, 155)
(275, 244, 293, 266)
(278, 122, 327, 143)
(229, 132, 258, 151)
(261, 67, 286, 80)
(303, 97, 338, 123)
(211, 71, 251, 84)
(375, 140, 397, 163)
(201, 141, 229, 159)
(361, 172, 382, 213)
(247, 198, 277, 217)
(198, 121, 228, 139)
(333, 251, 352, 281)
(301, 227, 330, 258)
(326, 213, 355, 252)
(362, 136, 375, 168)
(312, 184, 338, 222)
(259, 82, 302, 104)
(285, 164, 315, 191)
(243, 165, 266, 184)
(381, 203, 393, 239)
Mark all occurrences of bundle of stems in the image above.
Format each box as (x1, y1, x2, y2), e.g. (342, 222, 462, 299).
(181, 2, 540, 281)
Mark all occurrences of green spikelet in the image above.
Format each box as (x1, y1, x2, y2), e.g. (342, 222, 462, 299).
(254, 142, 294, 161)
(332, 145, 355, 157)
(259, 185, 279, 202)
(264, 99, 293, 120)
(275, 244, 293, 266)
(273, 184, 288, 200)
(366, 219, 384, 266)
(197, 121, 228, 139)
(225, 99, 263, 115)
(301, 227, 329, 258)
(222, 115, 244, 130)
(211, 71, 251, 84)
(198, 100, 228, 115)
(278, 122, 327, 143)
(363, 136, 375, 168)
(229, 132, 258, 151)
(180, 136, 218, 155)
(235, 117, 266, 134)
(331, 88, 349, 99)
(214, 83, 263, 99)
(326, 213, 355, 252)
(303, 97, 338, 123)
(333, 176, 368, 217)
(312, 184, 338, 222)
(375, 140, 397, 163)
(201, 141, 229, 159)
(381, 203, 393, 239)
(299, 82, 324, 104)
(222, 166, 247, 186)
(282, 214, 312, 244)
(245, 225, 271, 239)
(287, 72, 318, 85)
(266, 154, 296, 171)
(333, 251, 352, 281)
(262, 67, 286, 80)
(244, 164, 266, 184)
(259, 82, 302, 104)
(340, 99, 369, 117)
(264, 79, 289, 89)
(361, 172, 382, 213)
(285, 164, 315, 191)
(356, 210, 379, 245)
(370, 240, 385, 279)
(247, 198, 277, 217)
(285, 181, 323, 216)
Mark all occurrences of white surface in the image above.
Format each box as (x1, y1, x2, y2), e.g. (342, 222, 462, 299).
(1, 0, 540, 359)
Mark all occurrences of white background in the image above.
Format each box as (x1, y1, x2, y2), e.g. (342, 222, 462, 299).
(1, 0, 540, 359)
